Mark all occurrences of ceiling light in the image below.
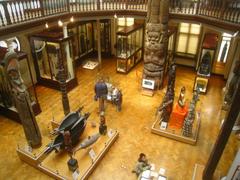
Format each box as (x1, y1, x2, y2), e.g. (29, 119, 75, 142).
(58, 20, 63, 27)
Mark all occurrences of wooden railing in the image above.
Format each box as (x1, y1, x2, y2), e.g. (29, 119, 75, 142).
(0, 0, 239, 28)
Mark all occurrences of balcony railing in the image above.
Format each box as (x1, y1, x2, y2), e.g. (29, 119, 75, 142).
(0, 0, 239, 28)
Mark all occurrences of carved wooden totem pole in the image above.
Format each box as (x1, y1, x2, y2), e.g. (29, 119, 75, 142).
(58, 43, 70, 116)
(4, 52, 42, 147)
(143, 0, 169, 89)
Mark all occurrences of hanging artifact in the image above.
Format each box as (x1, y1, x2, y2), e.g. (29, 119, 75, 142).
(4, 52, 42, 147)
(143, 0, 169, 89)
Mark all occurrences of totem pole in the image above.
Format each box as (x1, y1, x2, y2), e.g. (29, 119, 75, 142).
(143, 0, 169, 89)
(58, 43, 70, 116)
(158, 63, 176, 122)
(182, 90, 199, 137)
(4, 52, 42, 147)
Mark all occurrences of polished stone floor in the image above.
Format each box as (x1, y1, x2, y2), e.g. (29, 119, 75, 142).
(0, 59, 238, 180)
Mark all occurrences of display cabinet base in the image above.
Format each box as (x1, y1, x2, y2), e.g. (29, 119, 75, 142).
(141, 88, 154, 97)
(151, 112, 201, 145)
(38, 77, 78, 92)
(17, 125, 119, 180)
(0, 102, 41, 123)
(192, 164, 220, 180)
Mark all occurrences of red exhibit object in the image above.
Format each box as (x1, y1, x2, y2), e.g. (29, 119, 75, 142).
(169, 103, 188, 129)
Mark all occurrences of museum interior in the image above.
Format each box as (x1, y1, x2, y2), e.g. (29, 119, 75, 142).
(0, 0, 240, 180)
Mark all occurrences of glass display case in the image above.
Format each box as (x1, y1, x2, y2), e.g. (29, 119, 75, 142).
(100, 19, 111, 56)
(0, 49, 41, 122)
(78, 21, 94, 60)
(30, 30, 78, 92)
(116, 24, 144, 73)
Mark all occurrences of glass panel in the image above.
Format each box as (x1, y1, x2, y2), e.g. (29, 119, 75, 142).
(131, 31, 136, 53)
(177, 34, 188, 53)
(134, 50, 142, 63)
(62, 40, 74, 80)
(127, 33, 132, 57)
(187, 35, 199, 54)
(86, 23, 93, 52)
(117, 59, 127, 72)
(190, 24, 200, 34)
(127, 57, 134, 71)
(79, 24, 87, 56)
(118, 18, 125, 26)
(126, 18, 134, 26)
(46, 42, 60, 80)
(68, 27, 78, 61)
(34, 40, 52, 79)
(179, 23, 189, 33)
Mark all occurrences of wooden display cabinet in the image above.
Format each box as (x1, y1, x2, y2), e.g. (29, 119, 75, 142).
(116, 24, 144, 73)
(0, 50, 41, 122)
(30, 30, 78, 92)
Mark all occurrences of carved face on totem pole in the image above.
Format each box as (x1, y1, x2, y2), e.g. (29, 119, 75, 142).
(5, 54, 26, 93)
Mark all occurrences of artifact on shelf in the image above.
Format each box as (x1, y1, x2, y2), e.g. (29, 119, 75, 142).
(4, 51, 42, 147)
(143, 0, 169, 89)
(198, 51, 212, 76)
(46, 108, 90, 154)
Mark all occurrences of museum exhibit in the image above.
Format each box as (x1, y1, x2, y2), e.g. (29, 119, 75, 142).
(0, 0, 240, 180)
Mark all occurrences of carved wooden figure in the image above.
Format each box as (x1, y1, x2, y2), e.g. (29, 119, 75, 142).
(143, 0, 169, 89)
(4, 52, 42, 147)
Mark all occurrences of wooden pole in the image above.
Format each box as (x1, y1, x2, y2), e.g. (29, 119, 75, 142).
(202, 79, 240, 179)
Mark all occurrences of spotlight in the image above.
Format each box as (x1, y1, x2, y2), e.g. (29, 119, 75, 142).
(58, 20, 63, 27)
(70, 16, 74, 22)
(114, 14, 117, 19)
(45, 23, 49, 29)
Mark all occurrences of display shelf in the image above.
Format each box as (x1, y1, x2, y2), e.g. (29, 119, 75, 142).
(17, 123, 119, 180)
(151, 111, 201, 145)
(192, 164, 220, 180)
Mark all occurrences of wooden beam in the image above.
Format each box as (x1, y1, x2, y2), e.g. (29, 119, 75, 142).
(202, 79, 240, 179)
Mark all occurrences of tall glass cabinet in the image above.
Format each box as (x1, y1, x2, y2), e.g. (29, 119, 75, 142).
(116, 24, 144, 73)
